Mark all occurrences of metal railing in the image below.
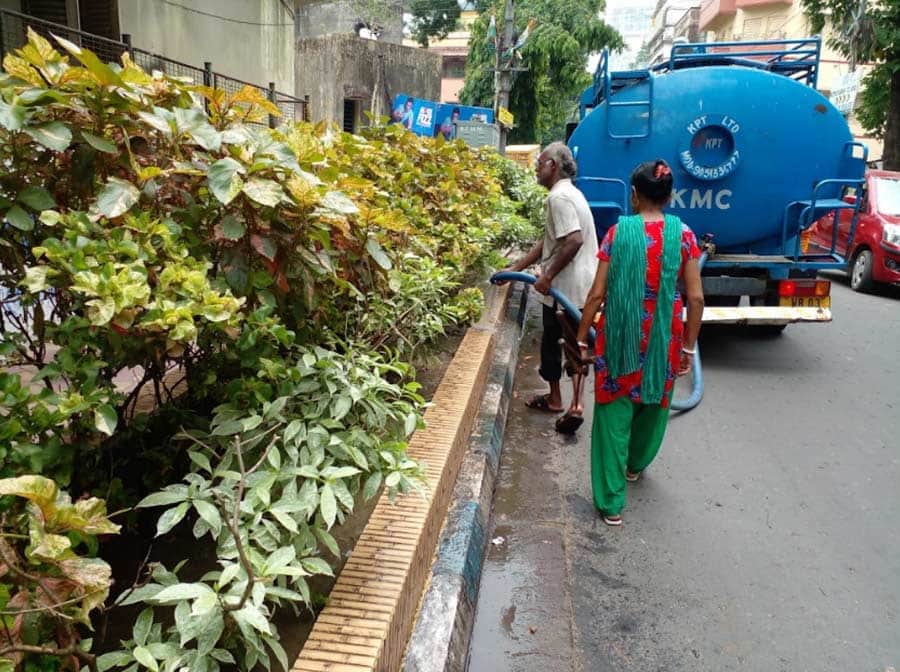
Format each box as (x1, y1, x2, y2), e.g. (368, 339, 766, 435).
(0, 8, 126, 64)
(0, 9, 309, 127)
(207, 66, 308, 128)
(663, 37, 822, 87)
(128, 43, 207, 84)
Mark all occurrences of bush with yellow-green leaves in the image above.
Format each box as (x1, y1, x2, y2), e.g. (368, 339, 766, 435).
(0, 30, 542, 671)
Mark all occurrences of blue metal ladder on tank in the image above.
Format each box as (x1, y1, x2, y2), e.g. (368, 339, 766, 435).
(781, 141, 868, 267)
(591, 50, 653, 140)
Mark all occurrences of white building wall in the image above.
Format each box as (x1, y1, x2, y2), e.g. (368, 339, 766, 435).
(117, 0, 295, 94)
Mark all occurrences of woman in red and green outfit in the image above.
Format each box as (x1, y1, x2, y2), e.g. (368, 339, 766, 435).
(575, 159, 705, 526)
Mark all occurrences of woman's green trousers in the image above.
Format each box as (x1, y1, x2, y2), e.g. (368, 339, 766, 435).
(590, 396, 671, 515)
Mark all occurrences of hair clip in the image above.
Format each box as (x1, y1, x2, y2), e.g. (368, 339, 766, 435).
(654, 163, 671, 179)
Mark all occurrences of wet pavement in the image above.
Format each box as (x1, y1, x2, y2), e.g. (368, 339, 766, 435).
(467, 280, 900, 672)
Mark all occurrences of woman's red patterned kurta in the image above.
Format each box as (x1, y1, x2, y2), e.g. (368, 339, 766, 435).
(593, 219, 701, 407)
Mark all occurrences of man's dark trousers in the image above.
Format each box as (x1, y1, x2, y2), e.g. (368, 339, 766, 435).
(539, 302, 579, 382)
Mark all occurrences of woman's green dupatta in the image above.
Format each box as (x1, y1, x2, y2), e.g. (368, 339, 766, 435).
(604, 214, 683, 404)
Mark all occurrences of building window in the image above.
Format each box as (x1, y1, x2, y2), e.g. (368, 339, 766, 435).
(443, 60, 466, 79)
(79, 0, 120, 41)
(22, 0, 68, 25)
(343, 99, 357, 133)
(20, 0, 118, 37)
(742, 18, 763, 39)
(765, 15, 787, 39)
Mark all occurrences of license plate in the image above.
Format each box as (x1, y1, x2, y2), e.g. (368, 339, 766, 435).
(779, 296, 831, 308)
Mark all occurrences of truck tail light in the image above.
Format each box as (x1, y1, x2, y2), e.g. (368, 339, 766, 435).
(778, 280, 830, 297)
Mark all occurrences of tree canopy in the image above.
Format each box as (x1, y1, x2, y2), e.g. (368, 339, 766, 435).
(802, 0, 900, 170)
(349, 0, 461, 45)
(460, 0, 622, 145)
(630, 41, 651, 70)
(407, 0, 463, 46)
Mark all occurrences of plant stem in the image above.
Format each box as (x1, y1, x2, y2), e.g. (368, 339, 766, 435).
(1, 586, 106, 616)
(0, 644, 97, 672)
(221, 436, 255, 612)
(369, 302, 418, 350)
(0, 539, 73, 621)
(108, 544, 153, 611)
(246, 425, 282, 476)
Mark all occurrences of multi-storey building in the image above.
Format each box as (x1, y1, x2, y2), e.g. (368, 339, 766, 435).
(603, 0, 655, 70)
(646, 0, 701, 65)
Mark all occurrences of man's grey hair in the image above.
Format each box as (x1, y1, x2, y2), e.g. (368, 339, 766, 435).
(543, 142, 577, 178)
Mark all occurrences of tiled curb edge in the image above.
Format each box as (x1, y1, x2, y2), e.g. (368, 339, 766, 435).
(292, 283, 526, 672)
(402, 283, 529, 672)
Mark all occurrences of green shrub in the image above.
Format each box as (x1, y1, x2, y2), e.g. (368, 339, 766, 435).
(0, 30, 540, 671)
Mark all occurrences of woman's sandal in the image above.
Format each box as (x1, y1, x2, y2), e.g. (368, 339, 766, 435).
(601, 513, 623, 527)
(625, 470, 642, 483)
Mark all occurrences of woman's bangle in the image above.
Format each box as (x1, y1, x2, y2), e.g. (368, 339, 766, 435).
(681, 346, 696, 355)
(577, 341, 589, 349)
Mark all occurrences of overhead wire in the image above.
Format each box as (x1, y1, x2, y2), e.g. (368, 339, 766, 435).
(155, 0, 294, 27)
(154, 0, 470, 28)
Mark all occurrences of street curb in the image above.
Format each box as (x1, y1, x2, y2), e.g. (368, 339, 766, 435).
(402, 283, 529, 672)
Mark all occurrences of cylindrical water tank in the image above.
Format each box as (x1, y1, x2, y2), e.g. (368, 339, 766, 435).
(568, 64, 865, 254)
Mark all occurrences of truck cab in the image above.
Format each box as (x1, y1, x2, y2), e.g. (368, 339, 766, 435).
(809, 170, 900, 291)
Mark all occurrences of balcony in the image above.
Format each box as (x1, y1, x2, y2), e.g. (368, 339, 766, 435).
(645, 25, 670, 64)
(674, 7, 702, 43)
(699, 0, 736, 31)
(736, 0, 793, 6)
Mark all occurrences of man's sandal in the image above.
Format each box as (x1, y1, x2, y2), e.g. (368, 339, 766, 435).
(555, 411, 584, 434)
(525, 394, 564, 413)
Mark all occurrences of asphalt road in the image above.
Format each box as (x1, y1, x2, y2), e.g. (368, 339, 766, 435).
(467, 277, 900, 672)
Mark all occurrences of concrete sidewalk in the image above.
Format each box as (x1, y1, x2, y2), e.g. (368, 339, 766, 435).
(467, 302, 900, 672)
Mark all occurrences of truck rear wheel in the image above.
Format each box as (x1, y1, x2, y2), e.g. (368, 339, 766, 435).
(850, 249, 875, 293)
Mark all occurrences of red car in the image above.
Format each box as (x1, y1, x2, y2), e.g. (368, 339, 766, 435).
(809, 170, 900, 292)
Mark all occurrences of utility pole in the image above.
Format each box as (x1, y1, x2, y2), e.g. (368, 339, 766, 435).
(495, 0, 515, 155)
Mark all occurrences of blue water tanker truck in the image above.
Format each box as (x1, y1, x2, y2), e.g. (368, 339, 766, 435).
(568, 37, 867, 330)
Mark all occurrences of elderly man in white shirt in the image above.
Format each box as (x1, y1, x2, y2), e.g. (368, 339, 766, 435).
(502, 141, 598, 433)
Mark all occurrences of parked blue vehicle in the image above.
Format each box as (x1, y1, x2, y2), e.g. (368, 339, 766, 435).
(568, 37, 867, 330)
